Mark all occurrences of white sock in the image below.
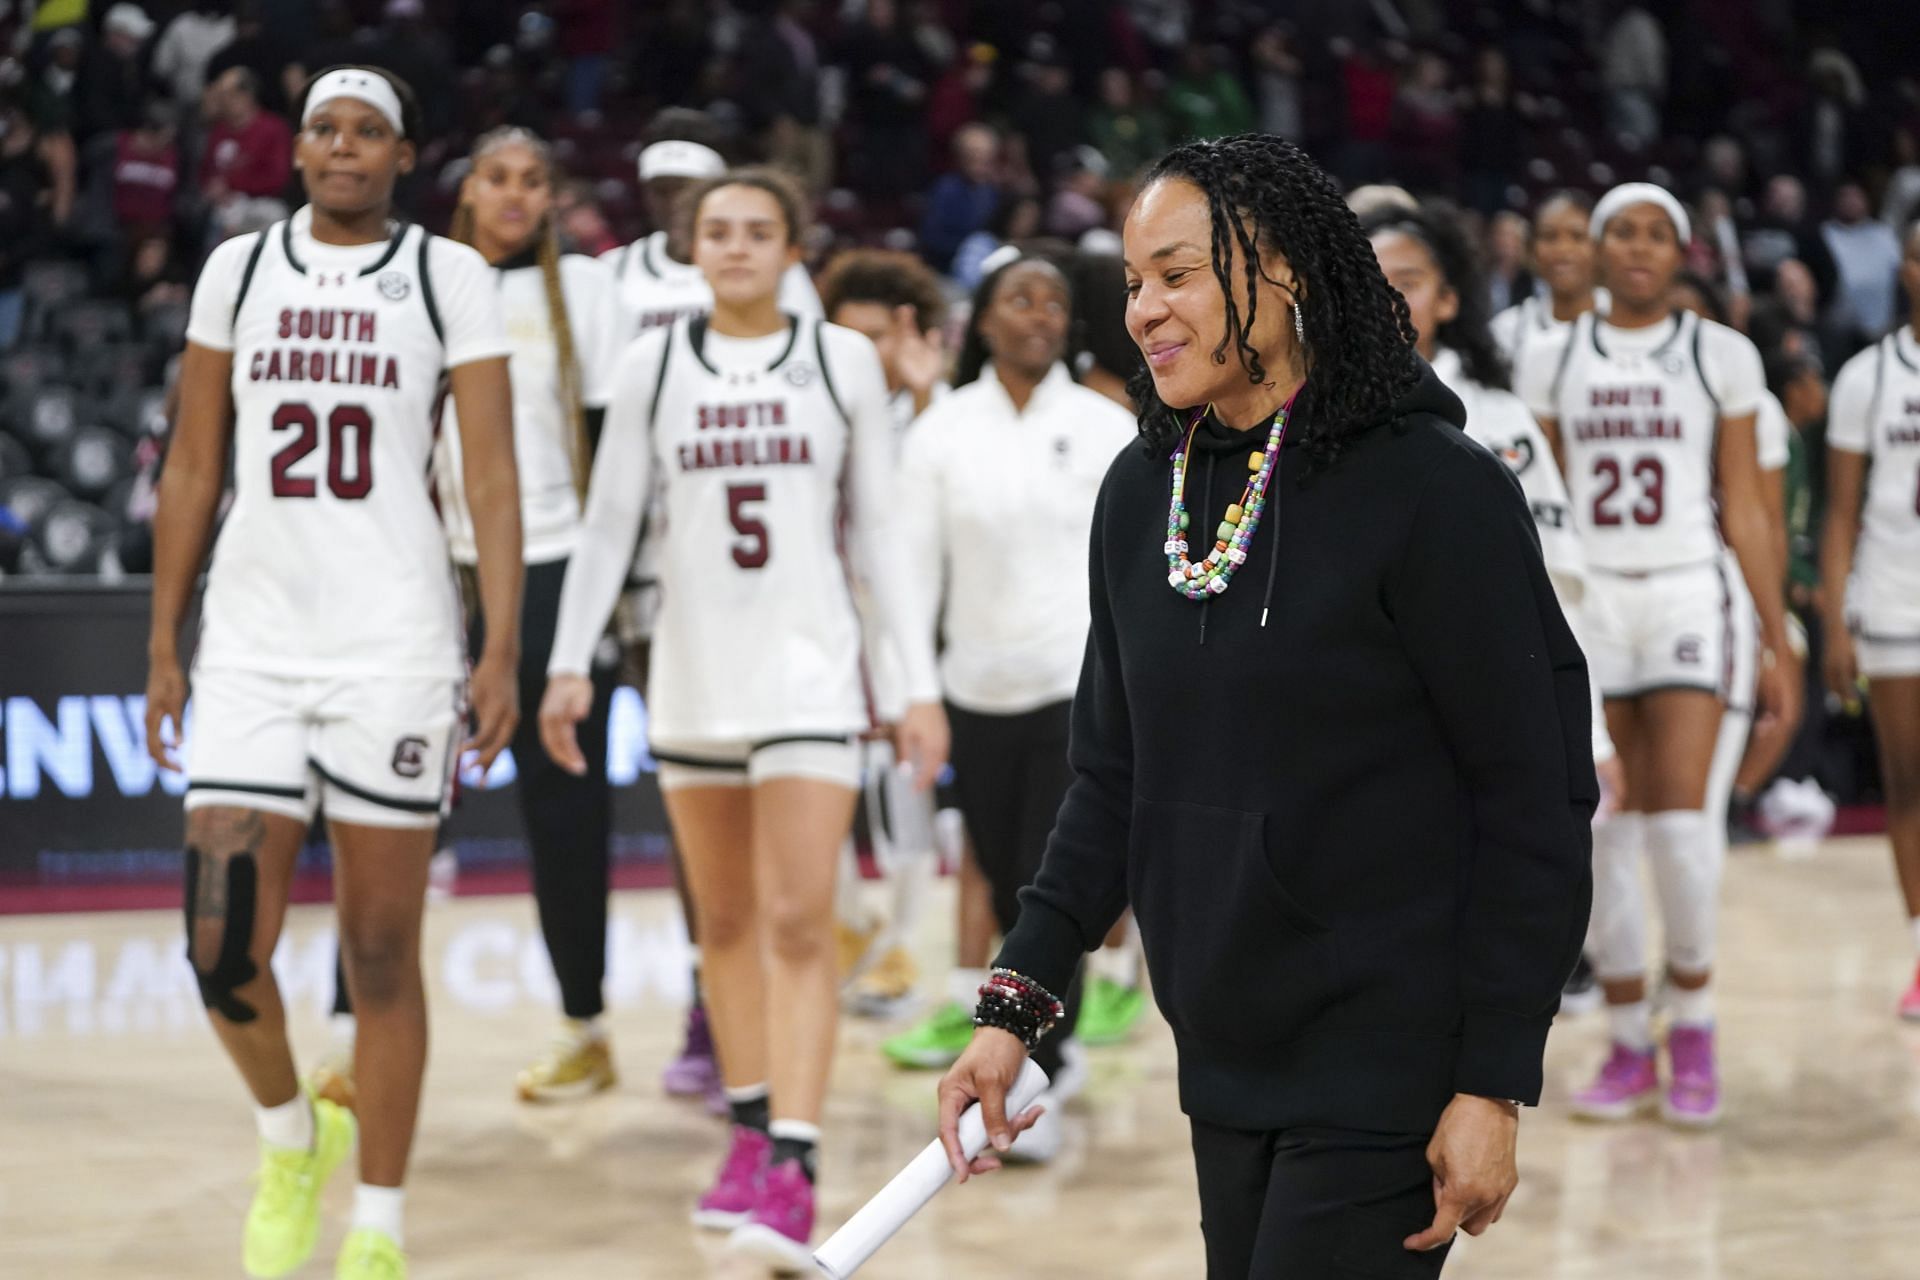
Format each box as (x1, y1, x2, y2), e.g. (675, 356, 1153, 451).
(565, 1016, 606, 1045)
(1668, 983, 1714, 1028)
(1909, 916, 1920, 958)
(948, 967, 989, 1009)
(256, 1093, 314, 1151)
(769, 1118, 822, 1144)
(327, 1012, 357, 1056)
(351, 1183, 405, 1247)
(1607, 1000, 1654, 1052)
(1089, 940, 1140, 987)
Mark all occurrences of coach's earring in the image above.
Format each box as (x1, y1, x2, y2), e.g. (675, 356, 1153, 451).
(1292, 303, 1305, 344)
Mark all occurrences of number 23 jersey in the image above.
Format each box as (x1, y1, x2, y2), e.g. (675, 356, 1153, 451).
(548, 314, 940, 741)
(1524, 309, 1765, 573)
(183, 208, 510, 678)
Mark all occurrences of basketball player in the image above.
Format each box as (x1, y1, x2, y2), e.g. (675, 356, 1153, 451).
(437, 126, 630, 1100)
(1522, 183, 1800, 1126)
(540, 169, 945, 1268)
(144, 67, 519, 1279)
(1822, 220, 1920, 1019)
(1492, 191, 1608, 376)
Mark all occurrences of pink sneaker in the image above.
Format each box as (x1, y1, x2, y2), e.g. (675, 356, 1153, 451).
(1570, 1042, 1658, 1121)
(1663, 1025, 1722, 1127)
(726, 1158, 816, 1272)
(663, 1006, 720, 1098)
(691, 1126, 770, 1230)
(1898, 964, 1920, 1022)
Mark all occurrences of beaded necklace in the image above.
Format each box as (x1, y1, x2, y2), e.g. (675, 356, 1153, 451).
(1164, 388, 1299, 600)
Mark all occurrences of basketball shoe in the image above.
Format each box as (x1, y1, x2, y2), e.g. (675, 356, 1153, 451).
(1898, 962, 1920, 1021)
(1079, 975, 1149, 1045)
(1663, 1025, 1722, 1127)
(881, 1000, 973, 1069)
(846, 944, 918, 1016)
(693, 1126, 771, 1229)
(243, 1094, 355, 1278)
(727, 1158, 815, 1271)
(334, 1227, 405, 1279)
(308, 1053, 356, 1113)
(515, 1022, 617, 1103)
(663, 1005, 726, 1113)
(1569, 1042, 1658, 1121)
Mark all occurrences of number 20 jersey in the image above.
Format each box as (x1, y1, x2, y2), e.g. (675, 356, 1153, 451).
(1547, 310, 1756, 573)
(196, 220, 482, 679)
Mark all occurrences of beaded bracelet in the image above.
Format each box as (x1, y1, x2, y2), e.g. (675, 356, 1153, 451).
(972, 967, 1064, 1051)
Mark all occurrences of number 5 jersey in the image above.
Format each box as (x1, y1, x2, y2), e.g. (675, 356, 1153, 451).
(183, 207, 510, 679)
(547, 313, 940, 743)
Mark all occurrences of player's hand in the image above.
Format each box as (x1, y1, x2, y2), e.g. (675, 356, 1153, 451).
(896, 700, 949, 792)
(1405, 1093, 1520, 1252)
(538, 673, 594, 776)
(144, 652, 188, 772)
(466, 653, 519, 771)
(938, 1027, 1043, 1183)
(1594, 753, 1626, 822)
(892, 306, 944, 404)
(1754, 647, 1803, 740)
(1823, 628, 1862, 710)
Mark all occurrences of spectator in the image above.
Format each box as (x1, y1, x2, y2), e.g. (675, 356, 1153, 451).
(1484, 210, 1533, 315)
(1046, 146, 1109, 241)
(1459, 46, 1522, 214)
(1088, 67, 1167, 183)
(555, 179, 618, 256)
(152, 1, 237, 108)
(0, 94, 56, 348)
(204, 1, 299, 117)
(1337, 39, 1396, 184)
(1822, 181, 1902, 344)
(1250, 24, 1302, 143)
(1008, 37, 1083, 194)
(1883, 127, 1920, 230)
(919, 122, 1001, 274)
(77, 4, 157, 141)
(1601, 2, 1666, 146)
(1702, 134, 1750, 202)
(926, 42, 997, 163)
(840, 0, 933, 201)
(1743, 175, 1838, 301)
(732, 0, 828, 197)
(30, 27, 84, 139)
(553, 0, 616, 116)
(629, 0, 709, 111)
(1802, 45, 1866, 189)
(112, 100, 180, 242)
(951, 192, 1040, 291)
(199, 66, 292, 240)
(1391, 49, 1458, 194)
(360, 0, 456, 140)
(116, 232, 190, 312)
(1166, 43, 1253, 144)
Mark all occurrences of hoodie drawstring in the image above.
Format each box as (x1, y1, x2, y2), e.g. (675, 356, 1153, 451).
(1259, 452, 1283, 627)
(1197, 450, 1215, 646)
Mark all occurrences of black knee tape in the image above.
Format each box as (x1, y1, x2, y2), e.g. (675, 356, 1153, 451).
(184, 846, 261, 1023)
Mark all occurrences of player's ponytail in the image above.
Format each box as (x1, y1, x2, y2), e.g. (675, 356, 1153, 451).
(453, 126, 589, 500)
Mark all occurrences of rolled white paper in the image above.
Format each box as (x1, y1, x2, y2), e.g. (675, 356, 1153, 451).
(812, 1059, 1051, 1279)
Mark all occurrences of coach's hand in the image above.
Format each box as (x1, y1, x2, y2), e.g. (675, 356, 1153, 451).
(467, 653, 519, 771)
(897, 700, 950, 792)
(538, 673, 593, 775)
(938, 1027, 1044, 1183)
(1406, 1093, 1519, 1252)
(144, 652, 188, 772)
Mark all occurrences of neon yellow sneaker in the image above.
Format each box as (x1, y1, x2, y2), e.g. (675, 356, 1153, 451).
(847, 944, 919, 1016)
(515, 1026, 617, 1103)
(881, 1000, 974, 1069)
(335, 1227, 407, 1279)
(1079, 976, 1149, 1046)
(243, 1095, 355, 1278)
(308, 1051, 357, 1113)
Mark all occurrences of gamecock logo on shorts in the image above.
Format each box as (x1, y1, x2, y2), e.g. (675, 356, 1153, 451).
(392, 735, 430, 778)
(1674, 635, 1704, 665)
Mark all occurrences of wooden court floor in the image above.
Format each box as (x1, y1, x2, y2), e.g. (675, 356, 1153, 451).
(3, 834, 1918, 1278)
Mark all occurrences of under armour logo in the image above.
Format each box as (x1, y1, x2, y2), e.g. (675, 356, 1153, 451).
(1675, 635, 1704, 665)
(315, 271, 347, 287)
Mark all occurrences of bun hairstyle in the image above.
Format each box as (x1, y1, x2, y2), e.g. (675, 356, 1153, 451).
(1125, 135, 1419, 471)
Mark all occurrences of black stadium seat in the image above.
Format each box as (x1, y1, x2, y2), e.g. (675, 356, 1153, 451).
(73, 342, 153, 400)
(0, 474, 73, 528)
(53, 300, 136, 354)
(143, 300, 191, 352)
(29, 498, 117, 575)
(9, 384, 85, 456)
(0, 346, 68, 399)
(0, 430, 31, 482)
(54, 426, 133, 499)
(21, 261, 90, 345)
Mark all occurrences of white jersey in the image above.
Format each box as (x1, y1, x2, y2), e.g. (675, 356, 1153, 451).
(435, 252, 626, 565)
(1755, 390, 1792, 472)
(1829, 328, 1920, 635)
(601, 229, 821, 339)
(1491, 288, 1609, 383)
(1524, 309, 1765, 573)
(183, 207, 510, 678)
(549, 314, 939, 741)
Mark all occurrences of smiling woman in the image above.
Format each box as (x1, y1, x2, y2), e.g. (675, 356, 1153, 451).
(937, 134, 1597, 1279)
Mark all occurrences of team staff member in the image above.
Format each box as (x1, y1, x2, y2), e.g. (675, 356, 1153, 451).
(940, 134, 1595, 1276)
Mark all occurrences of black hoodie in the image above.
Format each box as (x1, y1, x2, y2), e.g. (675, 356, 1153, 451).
(996, 361, 1596, 1135)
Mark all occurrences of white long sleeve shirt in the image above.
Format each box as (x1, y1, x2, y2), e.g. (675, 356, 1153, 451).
(895, 362, 1136, 715)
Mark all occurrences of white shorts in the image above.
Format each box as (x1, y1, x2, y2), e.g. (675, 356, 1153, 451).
(1583, 557, 1747, 702)
(185, 668, 464, 830)
(1848, 571, 1920, 680)
(1857, 635, 1920, 680)
(651, 734, 861, 792)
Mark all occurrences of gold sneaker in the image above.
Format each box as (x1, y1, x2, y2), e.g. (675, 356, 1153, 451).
(847, 945, 918, 1016)
(308, 1052, 356, 1113)
(515, 1027, 617, 1103)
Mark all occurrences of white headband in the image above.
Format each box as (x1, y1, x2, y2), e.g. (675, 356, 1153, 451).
(1592, 182, 1690, 245)
(639, 139, 725, 182)
(303, 69, 406, 137)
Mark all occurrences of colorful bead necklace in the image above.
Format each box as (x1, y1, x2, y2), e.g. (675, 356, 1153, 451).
(1163, 390, 1298, 600)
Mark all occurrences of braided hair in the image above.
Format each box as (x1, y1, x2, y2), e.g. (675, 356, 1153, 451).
(451, 126, 590, 500)
(1125, 135, 1418, 469)
(953, 251, 1071, 389)
(1360, 201, 1512, 392)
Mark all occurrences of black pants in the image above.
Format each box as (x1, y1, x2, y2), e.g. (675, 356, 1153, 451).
(333, 557, 617, 1021)
(946, 699, 1081, 1077)
(1190, 1120, 1451, 1279)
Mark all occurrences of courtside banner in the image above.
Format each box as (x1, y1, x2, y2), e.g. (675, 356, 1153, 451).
(0, 583, 669, 899)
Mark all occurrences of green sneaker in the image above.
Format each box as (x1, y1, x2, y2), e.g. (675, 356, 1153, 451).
(335, 1227, 407, 1279)
(881, 1000, 975, 1069)
(1078, 976, 1148, 1047)
(243, 1095, 355, 1278)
